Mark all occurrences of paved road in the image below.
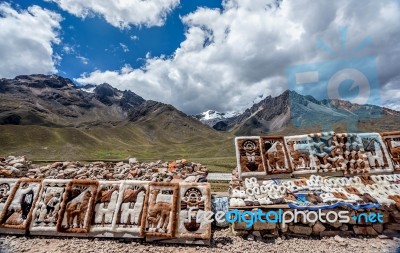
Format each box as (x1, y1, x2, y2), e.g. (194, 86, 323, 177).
(207, 173, 231, 181)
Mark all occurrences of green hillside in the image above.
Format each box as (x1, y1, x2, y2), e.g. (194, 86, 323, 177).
(0, 124, 237, 173)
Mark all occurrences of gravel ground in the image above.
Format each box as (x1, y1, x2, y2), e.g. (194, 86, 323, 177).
(0, 229, 399, 253)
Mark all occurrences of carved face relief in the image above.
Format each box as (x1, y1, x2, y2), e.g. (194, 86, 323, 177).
(235, 137, 266, 177)
(177, 183, 211, 239)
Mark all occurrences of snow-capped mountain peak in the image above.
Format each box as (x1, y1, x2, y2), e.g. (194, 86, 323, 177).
(193, 110, 240, 128)
(197, 110, 240, 121)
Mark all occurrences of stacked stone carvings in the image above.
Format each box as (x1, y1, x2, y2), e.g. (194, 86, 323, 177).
(235, 131, 400, 177)
(230, 131, 400, 238)
(0, 178, 211, 242)
(0, 158, 211, 244)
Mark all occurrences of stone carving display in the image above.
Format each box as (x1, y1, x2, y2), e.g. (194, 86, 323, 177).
(30, 179, 69, 233)
(57, 180, 98, 233)
(0, 178, 41, 230)
(284, 135, 316, 174)
(260, 136, 292, 174)
(141, 182, 178, 238)
(235, 137, 266, 177)
(177, 183, 211, 239)
(381, 131, 400, 171)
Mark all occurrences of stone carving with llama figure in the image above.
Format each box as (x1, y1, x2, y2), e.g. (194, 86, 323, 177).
(94, 185, 119, 226)
(65, 189, 92, 228)
(265, 142, 286, 171)
(147, 189, 172, 232)
(118, 185, 146, 225)
(286, 140, 311, 169)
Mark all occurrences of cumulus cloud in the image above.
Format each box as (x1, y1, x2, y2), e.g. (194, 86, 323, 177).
(76, 0, 400, 114)
(49, 0, 180, 28)
(0, 3, 62, 78)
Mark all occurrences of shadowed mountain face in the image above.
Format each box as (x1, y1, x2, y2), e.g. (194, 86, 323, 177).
(0, 74, 230, 162)
(0, 75, 152, 127)
(1, 74, 399, 135)
(204, 90, 400, 135)
(0, 74, 199, 129)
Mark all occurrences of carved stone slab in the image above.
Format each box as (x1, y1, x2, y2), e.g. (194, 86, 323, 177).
(176, 182, 211, 239)
(260, 136, 292, 174)
(284, 135, 316, 174)
(235, 137, 266, 178)
(308, 132, 346, 173)
(0, 178, 42, 232)
(141, 182, 178, 238)
(358, 133, 393, 173)
(30, 179, 70, 234)
(57, 180, 98, 234)
(113, 180, 148, 236)
(91, 181, 123, 233)
(335, 133, 371, 175)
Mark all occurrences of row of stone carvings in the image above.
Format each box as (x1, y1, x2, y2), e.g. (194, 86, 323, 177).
(0, 178, 211, 241)
(235, 131, 400, 178)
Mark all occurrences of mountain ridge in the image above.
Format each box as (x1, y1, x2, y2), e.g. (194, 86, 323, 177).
(195, 90, 400, 135)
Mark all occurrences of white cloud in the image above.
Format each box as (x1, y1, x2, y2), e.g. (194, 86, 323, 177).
(76, 55, 89, 65)
(62, 45, 75, 54)
(119, 43, 129, 53)
(130, 35, 139, 41)
(76, 0, 400, 114)
(49, 0, 180, 28)
(0, 3, 62, 78)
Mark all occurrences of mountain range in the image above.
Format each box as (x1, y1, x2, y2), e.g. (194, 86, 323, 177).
(0, 74, 399, 168)
(195, 90, 400, 135)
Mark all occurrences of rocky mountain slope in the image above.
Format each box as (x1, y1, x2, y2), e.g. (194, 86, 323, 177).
(200, 90, 400, 135)
(0, 75, 232, 164)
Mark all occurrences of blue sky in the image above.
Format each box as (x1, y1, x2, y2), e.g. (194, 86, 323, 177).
(1, 1, 399, 114)
(13, 0, 222, 78)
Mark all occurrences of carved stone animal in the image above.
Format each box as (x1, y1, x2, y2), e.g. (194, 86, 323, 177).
(147, 189, 172, 232)
(287, 141, 310, 168)
(96, 185, 119, 208)
(266, 143, 286, 171)
(66, 190, 92, 228)
(118, 186, 146, 225)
